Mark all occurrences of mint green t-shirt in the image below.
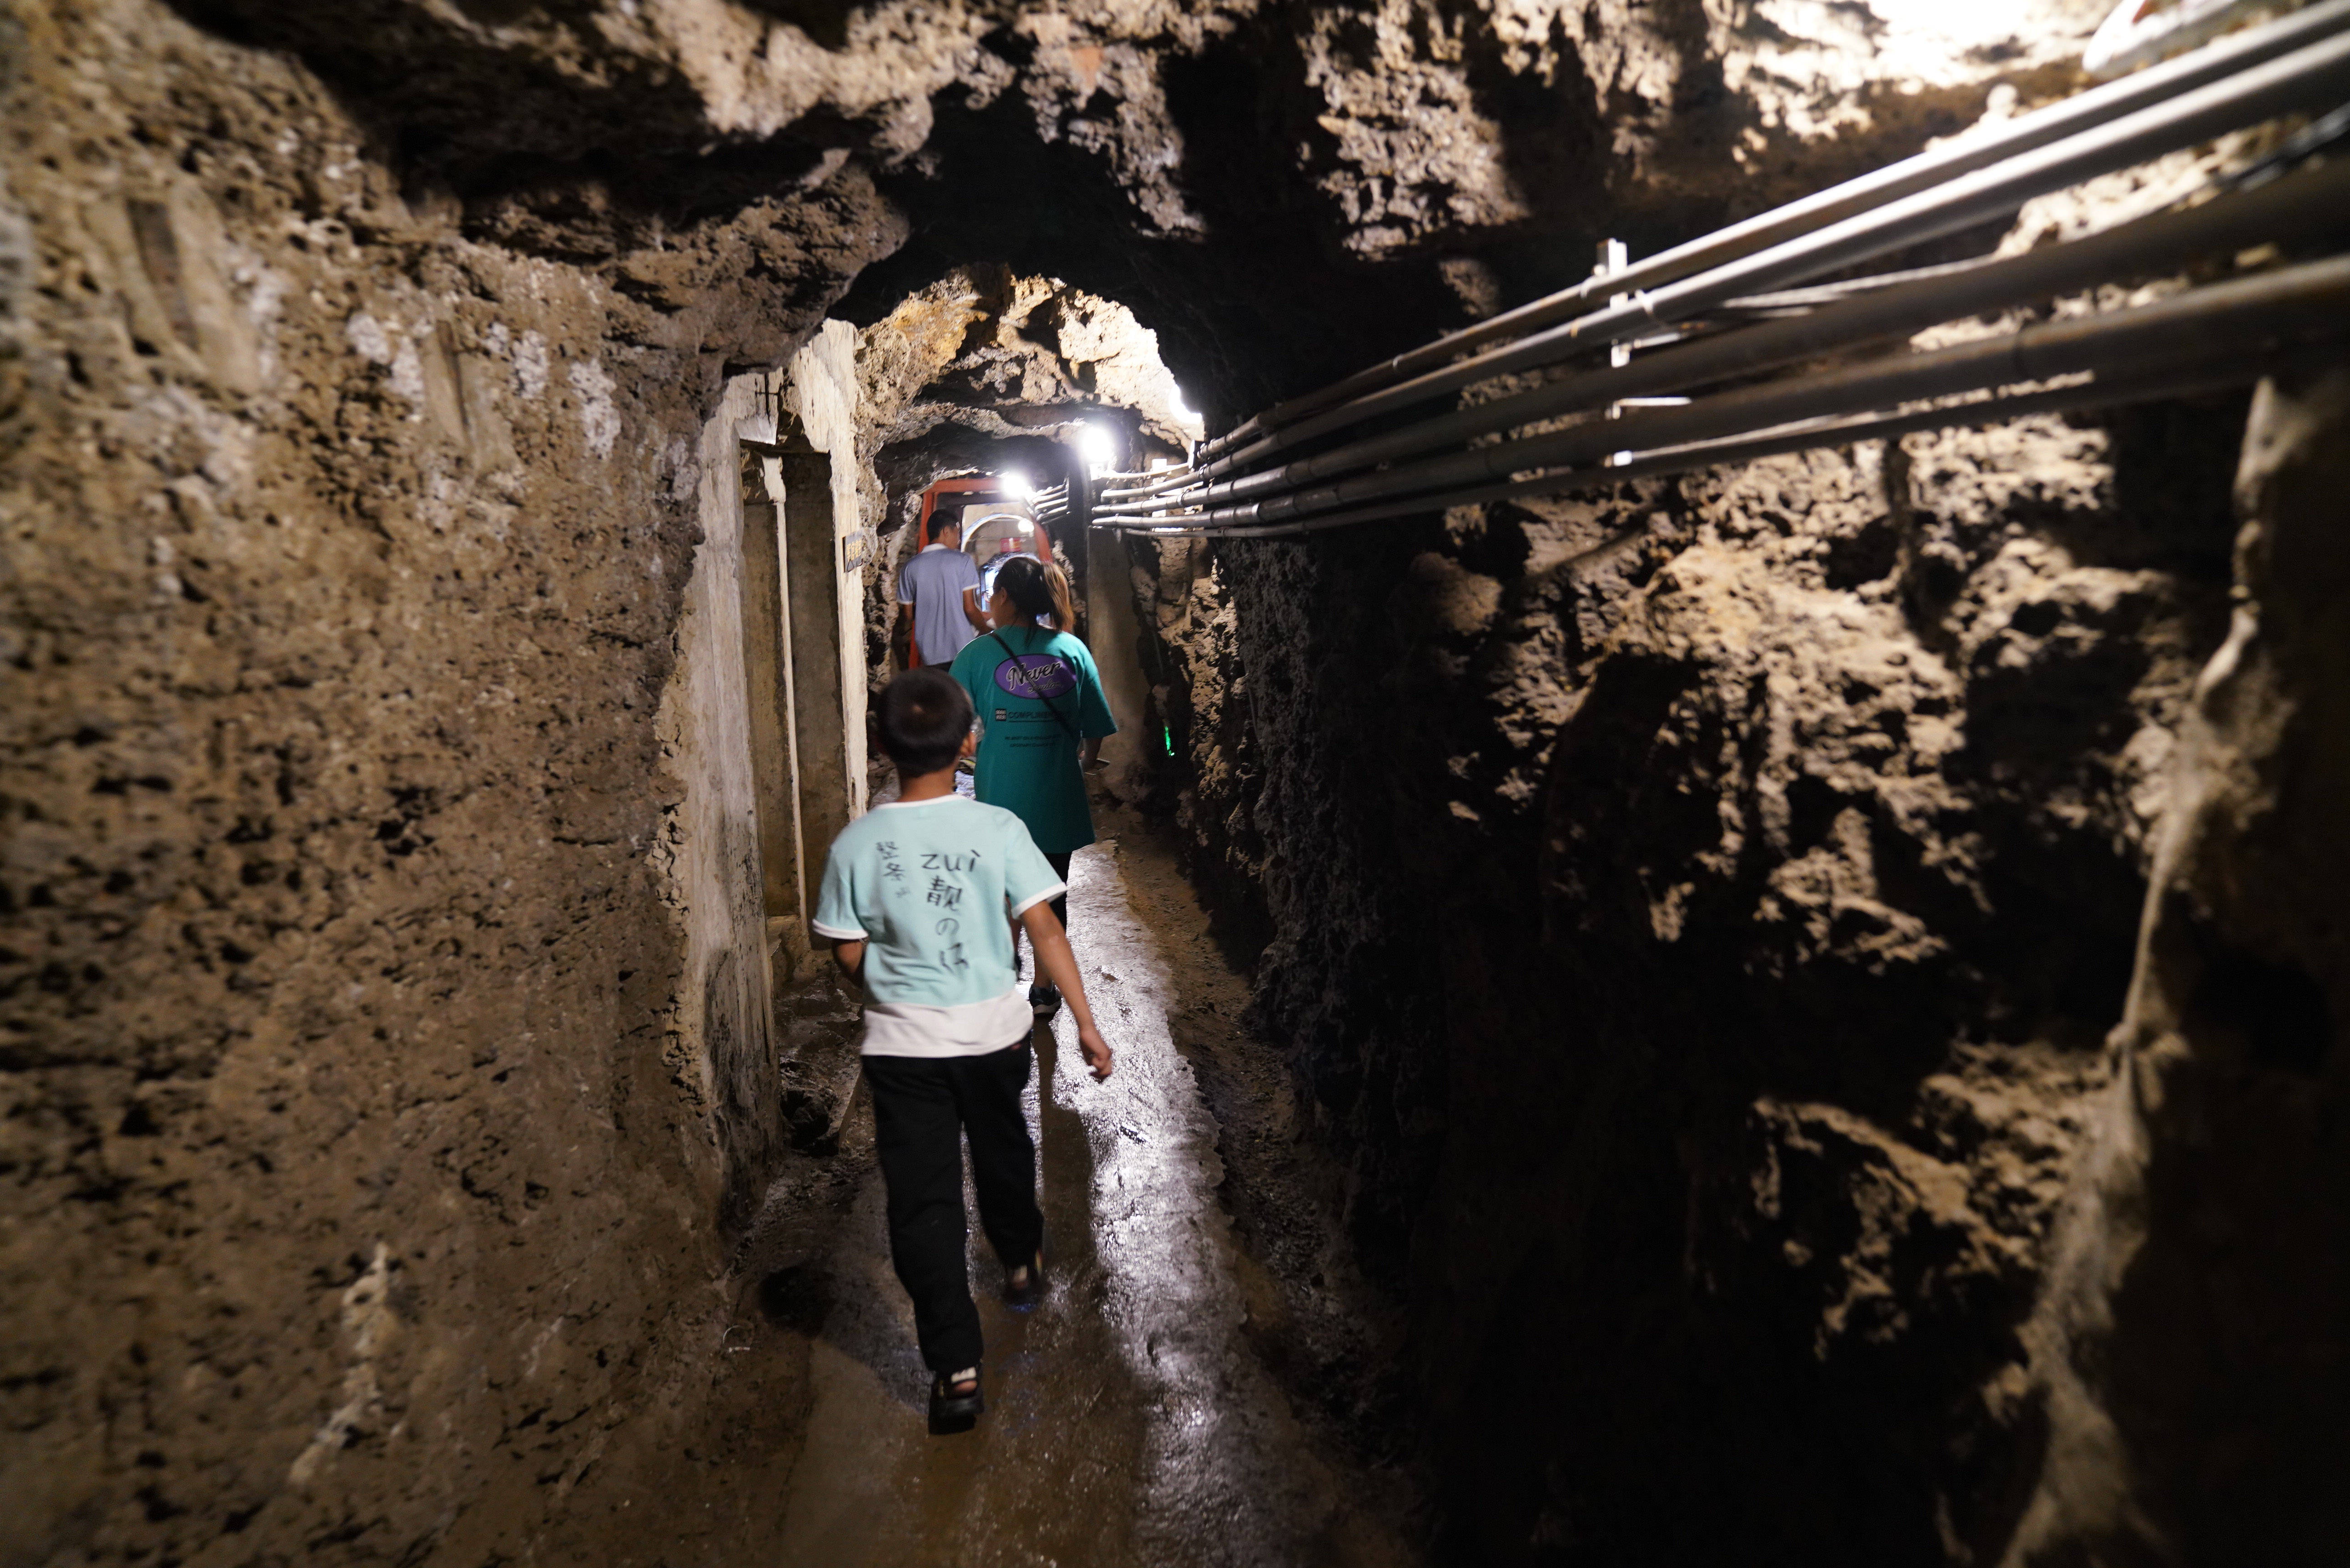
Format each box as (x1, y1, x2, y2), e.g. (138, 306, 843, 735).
(811, 797, 1065, 1010)
(949, 625, 1118, 855)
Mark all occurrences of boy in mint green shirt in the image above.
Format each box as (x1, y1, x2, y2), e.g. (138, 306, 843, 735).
(812, 668, 1112, 1436)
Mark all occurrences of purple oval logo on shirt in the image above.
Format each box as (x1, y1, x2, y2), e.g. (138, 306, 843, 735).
(993, 653, 1077, 700)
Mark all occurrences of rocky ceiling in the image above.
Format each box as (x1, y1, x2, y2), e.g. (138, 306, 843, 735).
(854, 265, 1199, 531)
(162, 0, 2109, 423)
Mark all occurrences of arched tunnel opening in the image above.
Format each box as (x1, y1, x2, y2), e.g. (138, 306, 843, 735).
(6, 0, 2350, 1564)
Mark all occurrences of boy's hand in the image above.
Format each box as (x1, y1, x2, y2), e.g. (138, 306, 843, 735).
(1076, 1024, 1114, 1081)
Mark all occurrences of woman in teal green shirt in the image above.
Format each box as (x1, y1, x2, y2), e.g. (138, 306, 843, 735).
(948, 555, 1117, 1016)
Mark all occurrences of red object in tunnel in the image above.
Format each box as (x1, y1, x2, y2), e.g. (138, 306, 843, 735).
(908, 475, 1056, 668)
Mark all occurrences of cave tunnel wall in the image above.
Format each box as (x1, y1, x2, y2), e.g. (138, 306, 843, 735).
(0, 4, 894, 1558)
(1125, 374, 2348, 1562)
(7, 0, 2349, 1562)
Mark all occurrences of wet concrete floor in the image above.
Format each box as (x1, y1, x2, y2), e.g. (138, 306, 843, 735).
(773, 822, 1415, 1567)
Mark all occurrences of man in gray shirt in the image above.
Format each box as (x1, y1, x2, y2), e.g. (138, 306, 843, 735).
(896, 518, 989, 668)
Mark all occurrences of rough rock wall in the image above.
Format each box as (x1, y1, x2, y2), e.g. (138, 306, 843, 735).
(2005, 368, 2350, 1567)
(1134, 387, 2266, 1558)
(1090, 5, 2350, 1558)
(839, 0, 2111, 413)
(0, 2, 891, 1559)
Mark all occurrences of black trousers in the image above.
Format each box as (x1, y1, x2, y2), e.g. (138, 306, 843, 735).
(863, 1042, 1043, 1374)
(1043, 851, 1072, 937)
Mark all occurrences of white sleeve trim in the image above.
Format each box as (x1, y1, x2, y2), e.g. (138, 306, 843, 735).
(810, 920, 867, 941)
(1009, 882, 1068, 919)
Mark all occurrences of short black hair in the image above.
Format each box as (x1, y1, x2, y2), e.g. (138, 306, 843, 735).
(878, 668, 974, 776)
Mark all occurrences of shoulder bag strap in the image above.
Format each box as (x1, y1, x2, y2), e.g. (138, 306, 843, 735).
(987, 628, 1080, 739)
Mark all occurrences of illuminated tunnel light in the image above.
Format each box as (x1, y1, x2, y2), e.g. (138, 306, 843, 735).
(1078, 424, 1119, 475)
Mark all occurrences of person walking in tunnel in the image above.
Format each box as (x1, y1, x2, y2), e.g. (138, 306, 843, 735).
(895, 515, 988, 669)
(813, 669, 1115, 1436)
(976, 520, 1034, 604)
(949, 554, 1117, 1019)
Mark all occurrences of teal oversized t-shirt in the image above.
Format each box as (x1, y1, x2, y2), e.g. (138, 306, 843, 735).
(949, 625, 1117, 854)
(812, 797, 1067, 1056)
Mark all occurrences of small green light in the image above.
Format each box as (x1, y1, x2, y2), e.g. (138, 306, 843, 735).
(1161, 725, 1173, 756)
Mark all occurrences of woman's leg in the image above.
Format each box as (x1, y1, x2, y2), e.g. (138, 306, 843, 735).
(863, 1055, 983, 1374)
(1015, 852, 1075, 978)
(1044, 851, 1072, 937)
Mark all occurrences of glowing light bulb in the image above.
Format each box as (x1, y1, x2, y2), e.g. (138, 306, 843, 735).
(999, 469, 1031, 499)
(1077, 423, 1118, 475)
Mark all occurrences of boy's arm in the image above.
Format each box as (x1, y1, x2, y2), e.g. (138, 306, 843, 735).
(1018, 903, 1113, 1081)
(810, 844, 867, 990)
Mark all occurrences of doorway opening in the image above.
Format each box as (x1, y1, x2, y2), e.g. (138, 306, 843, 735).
(738, 434, 855, 960)
(906, 473, 1068, 665)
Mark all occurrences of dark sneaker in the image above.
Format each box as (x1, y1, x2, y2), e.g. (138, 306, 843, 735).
(1029, 982, 1061, 1018)
(1004, 1250, 1045, 1309)
(929, 1367, 983, 1436)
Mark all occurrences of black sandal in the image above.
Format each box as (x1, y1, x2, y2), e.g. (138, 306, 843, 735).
(1004, 1250, 1045, 1309)
(929, 1366, 983, 1436)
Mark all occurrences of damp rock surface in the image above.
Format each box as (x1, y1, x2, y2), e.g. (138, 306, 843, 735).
(0, 3, 880, 1560)
(1119, 377, 2284, 1559)
(7, 0, 2345, 1563)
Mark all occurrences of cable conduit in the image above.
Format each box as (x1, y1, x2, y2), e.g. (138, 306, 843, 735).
(1107, 342, 2340, 539)
(1191, 0, 2350, 464)
(1194, 25, 2350, 475)
(1090, 157, 2350, 518)
(1105, 254, 2350, 532)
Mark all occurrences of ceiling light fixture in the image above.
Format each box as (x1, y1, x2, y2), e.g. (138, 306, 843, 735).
(1077, 423, 1119, 475)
